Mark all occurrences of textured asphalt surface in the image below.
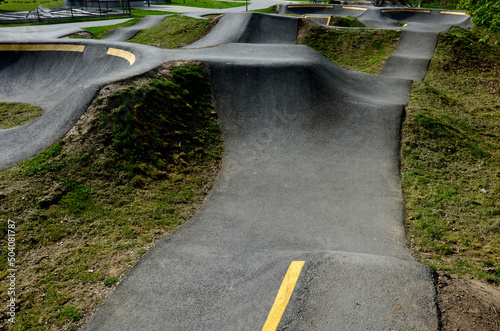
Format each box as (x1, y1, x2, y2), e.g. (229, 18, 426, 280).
(0, 5, 471, 330)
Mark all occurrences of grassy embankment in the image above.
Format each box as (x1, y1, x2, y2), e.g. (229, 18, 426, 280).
(76, 12, 215, 42)
(402, 27, 500, 285)
(0, 19, 222, 329)
(299, 23, 401, 74)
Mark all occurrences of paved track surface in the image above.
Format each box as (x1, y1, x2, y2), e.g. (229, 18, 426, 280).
(186, 13, 298, 47)
(0, 7, 471, 330)
(381, 30, 439, 80)
(0, 41, 164, 170)
(0, 18, 133, 39)
(281, 4, 472, 30)
(102, 15, 170, 41)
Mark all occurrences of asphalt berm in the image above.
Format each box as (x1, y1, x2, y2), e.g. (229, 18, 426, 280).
(0, 6, 484, 330)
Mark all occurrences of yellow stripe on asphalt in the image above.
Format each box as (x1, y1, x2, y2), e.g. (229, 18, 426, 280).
(441, 11, 469, 16)
(303, 15, 333, 25)
(342, 6, 368, 11)
(381, 9, 431, 13)
(106, 48, 136, 66)
(288, 5, 334, 8)
(262, 261, 305, 331)
(0, 44, 85, 52)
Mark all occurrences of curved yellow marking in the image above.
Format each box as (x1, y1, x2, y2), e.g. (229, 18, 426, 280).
(0, 44, 85, 52)
(381, 9, 431, 13)
(106, 48, 136, 66)
(441, 11, 469, 16)
(304, 15, 333, 25)
(262, 261, 305, 331)
(342, 5, 368, 11)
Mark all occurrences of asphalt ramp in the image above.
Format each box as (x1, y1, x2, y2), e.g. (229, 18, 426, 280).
(82, 42, 440, 330)
(0, 12, 449, 330)
(185, 12, 299, 48)
(0, 41, 163, 170)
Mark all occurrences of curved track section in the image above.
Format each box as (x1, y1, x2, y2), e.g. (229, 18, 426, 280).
(83, 43, 440, 330)
(0, 41, 164, 170)
(0, 11, 456, 330)
(102, 15, 170, 42)
(281, 4, 471, 30)
(381, 30, 439, 80)
(185, 13, 298, 48)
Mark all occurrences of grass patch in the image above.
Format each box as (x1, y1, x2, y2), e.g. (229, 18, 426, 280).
(128, 15, 217, 48)
(328, 16, 367, 28)
(250, 5, 278, 13)
(299, 25, 400, 74)
(78, 9, 175, 39)
(0, 102, 43, 129)
(0, 62, 223, 330)
(0, 0, 63, 12)
(401, 26, 500, 285)
(157, 0, 245, 9)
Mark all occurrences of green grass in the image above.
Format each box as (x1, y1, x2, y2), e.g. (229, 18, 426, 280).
(328, 16, 367, 28)
(79, 9, 176, 39)
(0, 0, 63, 12)
(299, 26, 401, 74)
(0, 102, 43, 129)
(157, 0, 245, 9)
(401, 27, 500, 285)
(250, 5, 277, 13)
(128, 15, 216, 48)
(0, 63, 223, 330)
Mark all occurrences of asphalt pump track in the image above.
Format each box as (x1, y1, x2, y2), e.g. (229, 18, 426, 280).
(0, 8, 472, 330)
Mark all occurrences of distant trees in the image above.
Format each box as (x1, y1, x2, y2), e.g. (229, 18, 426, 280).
(459, 0, 500, 32)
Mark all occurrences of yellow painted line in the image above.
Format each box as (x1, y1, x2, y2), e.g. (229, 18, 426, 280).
(262, 261, 305, 331)
(106, 47, 136, 66)
(441, 11, 469, 16)
(288, 5, 334, 8)
(381, 9, 431, 13)
(304, 15, 333, 25)
(0, 44, 85, 52)
(342, 5, 367, 11)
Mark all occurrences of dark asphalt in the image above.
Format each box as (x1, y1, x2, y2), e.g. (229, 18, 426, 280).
(0, 7, 471, 330)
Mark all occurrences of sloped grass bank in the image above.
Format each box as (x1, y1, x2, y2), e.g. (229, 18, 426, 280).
(298, 23, 400, 74)
(128, 15, 218, 48)
(402, 26, 500, 284)
(78, 9, 176, 39)
(0, 63, 222, 330)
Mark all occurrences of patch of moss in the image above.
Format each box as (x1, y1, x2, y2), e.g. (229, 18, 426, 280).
(329, 16, 367, 28)
(0, 102, 43, 129)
